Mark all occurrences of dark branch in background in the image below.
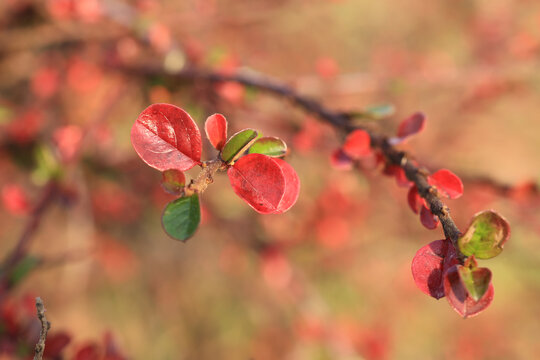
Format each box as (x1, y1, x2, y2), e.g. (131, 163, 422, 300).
(0, 182, 59, 294)
(33, 297, 50, 360)
(119, 64, 466, 259)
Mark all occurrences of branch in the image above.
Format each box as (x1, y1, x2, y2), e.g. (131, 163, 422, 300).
(2, 182, 59, 283)
(185, 159, 227, 196)
(33, 297, 50, 360)
(119, 64, 466, 258)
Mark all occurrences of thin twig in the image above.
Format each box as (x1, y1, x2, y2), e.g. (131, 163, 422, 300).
(33, 297, 50, 360)
(119, 64, 466, 258)
(3, 182, 59, 271)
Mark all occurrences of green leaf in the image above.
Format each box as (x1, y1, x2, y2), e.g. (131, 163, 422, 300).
(248, 137, 287, 157)
(458, 210, 510, 259)
(220, 129, 258, 164)
(32, 144, 62, 185)
(161, 194, 200, 242)
(348, 103, 395, 122)
(364, 103, 395, 120)
(10, 256, 40, 286)
(457, 260, 492, 302)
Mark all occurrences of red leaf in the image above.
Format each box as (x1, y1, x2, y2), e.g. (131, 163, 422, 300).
(2, 184, 30, 216)
(330, 148, 353, 170)
(131, 104, 202, 172)
(74, 344, 100, 360)
(444, 265, 495, 318)
(383, 165, 411, 187)
(342, 129, 371, 159)
(204, 113, 228, 150)
(272, 158, 300, 214)
(228, 153, 299, 214)
(43, 332, 71, 357)
(411, 239, 459, 299)
(161, 169, 186, 195)
(428, 169, 464, 199)
(396, 112, 426, 139)
(407, 185, 423, 214)
(420, 205, 439, 229)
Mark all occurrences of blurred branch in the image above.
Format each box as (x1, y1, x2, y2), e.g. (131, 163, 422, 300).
(1, 182, 59, 286)
(119, 64, 466, 258)
(33, 297, 50, 360)
(0, 22, 127, 53)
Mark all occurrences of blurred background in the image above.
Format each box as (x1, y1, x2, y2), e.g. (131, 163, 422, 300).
(1, 0, 540, 359)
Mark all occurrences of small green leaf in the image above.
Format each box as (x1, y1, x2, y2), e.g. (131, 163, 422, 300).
(458, 210, 510, 259)
(10, 256, 40, 286)
(161, 194, 200, 242)
(220, 129, 258, 164)
(457, 261, 492, 302)
(364, 103, 395, 120)
(32, 144, 62, 185)
(248, 137, 287, 157)
(348, 103, 395, 123)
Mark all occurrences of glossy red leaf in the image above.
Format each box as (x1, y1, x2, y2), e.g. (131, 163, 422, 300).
(330, 148, 353, 170)
(429, 169, 464, 199)
(411, 239, 459, 299)
(204, 113, 228, 150)
(272, 158, 300, 214)
(420, 205, 439, 229)
(131, 103, 202, 172)
(444, 264, 495, 318)
(228, 153, 299, 214)
(407, 185, 423, 214)
(342, 129, 371, 159)
(396, 112, 426, 139)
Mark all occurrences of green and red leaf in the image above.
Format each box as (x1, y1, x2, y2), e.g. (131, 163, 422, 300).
(444, 264, 494, 318)
(458, 257, 492, 302)
(458, 210, 510, 259)
(161, 169, 186, 195)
